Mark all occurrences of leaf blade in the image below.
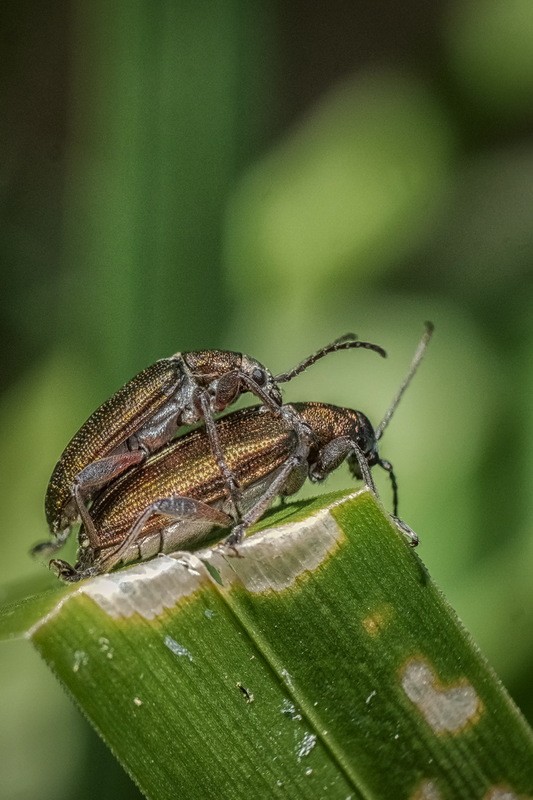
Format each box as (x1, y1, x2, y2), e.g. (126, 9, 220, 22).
(3, 489, 533, 799)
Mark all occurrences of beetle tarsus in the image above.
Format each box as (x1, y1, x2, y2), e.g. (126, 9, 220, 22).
(391, 515, 419, 546)
(223, 524, 246, 550)
(49, 558, 97, 583)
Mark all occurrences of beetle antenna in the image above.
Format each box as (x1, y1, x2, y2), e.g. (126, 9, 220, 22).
(375, 322, 434, 442)
(275, 335, 386, 383)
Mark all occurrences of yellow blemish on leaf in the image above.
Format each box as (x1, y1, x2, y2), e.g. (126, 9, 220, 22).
(410, 779, 443, 800)
(400, 657, 483, 734)
(362, 603, 394, 636)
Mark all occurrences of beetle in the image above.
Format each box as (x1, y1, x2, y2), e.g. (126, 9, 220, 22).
(34, 336, 386, 558)
(49, 323, 433, 582)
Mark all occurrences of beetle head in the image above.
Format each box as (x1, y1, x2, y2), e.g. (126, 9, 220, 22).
(346, 411, 399, 517)
(206, 355, 282, 413)
(239, 355, 283, 406)
(347, 411, 379, 473)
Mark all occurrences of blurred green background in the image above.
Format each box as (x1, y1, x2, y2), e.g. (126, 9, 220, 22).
(1, 1, 533, 798)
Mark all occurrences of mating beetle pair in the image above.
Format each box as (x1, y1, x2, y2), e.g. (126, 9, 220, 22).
(36, 335, 386, 555)
(34, 324, 433, 581)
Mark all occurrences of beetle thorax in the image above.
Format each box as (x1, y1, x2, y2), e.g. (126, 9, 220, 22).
(182, 350, 242, 381)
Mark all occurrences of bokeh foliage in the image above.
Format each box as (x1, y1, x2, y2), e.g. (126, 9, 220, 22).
(1, 1, 533, 798)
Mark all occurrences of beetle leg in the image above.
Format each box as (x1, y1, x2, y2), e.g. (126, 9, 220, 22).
(74, 450, 146, 492)
(311, 436, 379, 498)
(210, 370, 241, 411)
(48, 558, 99, 583)
(377, 458, 399, 517)
(345, 444, 418, 546)
(309, 436, 356, 481)
(391, 515, 419, 546)
(196, 390, 243, 520)
(73, 484, 103, 551)
(279, 463, 308, 498)
(223, 455, 308, 548)
(238, 372, 285, 414)
(100, 497, 233, 573)
(223, 421, 313, 548)
(32, 451, 145, 559)
(348, 441, 379, 496)
(130, 392, 185, 451)
(72, 451, 146, 548)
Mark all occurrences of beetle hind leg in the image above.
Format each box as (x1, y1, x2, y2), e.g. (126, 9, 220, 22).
(74, 450, 145, 495)
(49, 558, 98, 583)
(99, 496, 234, 574)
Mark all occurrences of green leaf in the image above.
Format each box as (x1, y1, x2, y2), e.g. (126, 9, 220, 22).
(1, 489, 532, 799)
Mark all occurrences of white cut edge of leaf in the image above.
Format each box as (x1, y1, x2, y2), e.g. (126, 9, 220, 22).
(27, 488, 367, 630)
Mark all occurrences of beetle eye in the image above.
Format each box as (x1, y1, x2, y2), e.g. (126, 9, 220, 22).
(251, 367, 267, 386)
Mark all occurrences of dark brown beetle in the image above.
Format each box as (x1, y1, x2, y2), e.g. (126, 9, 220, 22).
(50, 323, 433, 582)
(34, 337, 386, 558)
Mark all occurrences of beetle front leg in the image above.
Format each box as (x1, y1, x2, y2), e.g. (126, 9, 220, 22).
(347, 441, 379, 496)
(237, 372, 284, 415)
(309, 436, 357, 480)
(347, 447, 418, 546)
(209, 370, 241, 412)
(391, 515, 419, 546)
(310, 436, 378, 498)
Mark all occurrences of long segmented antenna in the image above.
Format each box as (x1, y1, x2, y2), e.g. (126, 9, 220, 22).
(275, 334, 387, 384)
(375, 321, 434, 442)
